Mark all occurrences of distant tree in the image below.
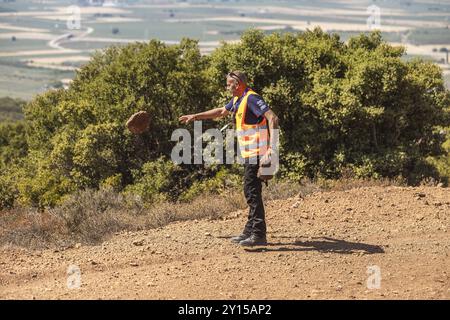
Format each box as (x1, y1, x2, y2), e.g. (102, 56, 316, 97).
(17, 39, 213, 207)
(0, 96, 25, 121)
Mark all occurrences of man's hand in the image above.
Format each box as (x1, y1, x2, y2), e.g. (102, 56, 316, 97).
(179, 114, 196, 124)
(260, 147, 273, 167)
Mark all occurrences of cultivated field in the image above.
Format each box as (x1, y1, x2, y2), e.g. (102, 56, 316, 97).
(0, 0, 449, 99)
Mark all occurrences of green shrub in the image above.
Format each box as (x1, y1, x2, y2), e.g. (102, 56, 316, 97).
(0, 120, 27, 167)
(179, 166, 242, 201)
(208, 29, 450, 182)
(0, 168, 18, 209)
(124, 157, 184, 203)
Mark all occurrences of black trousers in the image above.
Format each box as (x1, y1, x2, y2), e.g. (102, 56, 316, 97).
(242, 162, 267, 237)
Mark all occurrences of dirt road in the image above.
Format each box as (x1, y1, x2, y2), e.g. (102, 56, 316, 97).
(1, 186, 449, 300)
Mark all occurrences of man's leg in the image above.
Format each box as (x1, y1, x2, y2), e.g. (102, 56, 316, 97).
(242, 163, 257, 235)
(245, 163, 266, 237)
(239, 162, 267, 246)
(231, 163, 254, 243)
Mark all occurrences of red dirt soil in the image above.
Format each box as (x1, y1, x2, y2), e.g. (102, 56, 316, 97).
(1, 186, 449, 299)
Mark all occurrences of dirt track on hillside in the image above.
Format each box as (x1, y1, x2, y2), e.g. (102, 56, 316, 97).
(1, 186, 449, 300)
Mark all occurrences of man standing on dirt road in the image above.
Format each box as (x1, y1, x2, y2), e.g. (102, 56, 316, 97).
(179, 71, 279, 246)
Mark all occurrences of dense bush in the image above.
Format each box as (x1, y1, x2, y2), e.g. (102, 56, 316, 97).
(207, 30, 450, 183)
(124, 156, 184, 203)
(0, 120, 27, 167)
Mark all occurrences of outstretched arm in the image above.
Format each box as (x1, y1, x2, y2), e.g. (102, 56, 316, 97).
(179, 107, 230, 124)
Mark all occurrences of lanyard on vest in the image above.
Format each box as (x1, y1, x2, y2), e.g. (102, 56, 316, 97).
(231, 87, 250, 114)
(231, 87, 250, 128)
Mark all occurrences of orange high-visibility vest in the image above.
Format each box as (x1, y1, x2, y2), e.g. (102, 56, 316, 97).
(234, 89, 269, 159)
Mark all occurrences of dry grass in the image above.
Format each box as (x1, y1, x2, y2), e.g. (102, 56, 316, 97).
(0, 178, 406, 249)
(263, 179, 321, 202)
(0, 187, 248, 249)
(318, 176, 406, 192)
(0, 207, 67, 249)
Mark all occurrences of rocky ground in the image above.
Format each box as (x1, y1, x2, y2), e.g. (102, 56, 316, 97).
(0, 186, 449, 300)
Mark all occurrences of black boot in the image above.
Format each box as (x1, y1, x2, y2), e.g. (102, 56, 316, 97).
(239, 234, 267, 247)
(230, 233, 251, 244)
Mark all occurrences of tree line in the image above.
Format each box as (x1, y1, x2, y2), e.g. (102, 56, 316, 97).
(0, 29, 449, 209)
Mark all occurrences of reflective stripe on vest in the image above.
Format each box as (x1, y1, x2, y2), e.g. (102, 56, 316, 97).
(239, 140, 269, 153)
(234, 89, 269, 159)
(235, 125, 268, 137)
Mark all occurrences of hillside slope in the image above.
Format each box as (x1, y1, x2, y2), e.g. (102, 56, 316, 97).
(0, 186, 449, 299)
